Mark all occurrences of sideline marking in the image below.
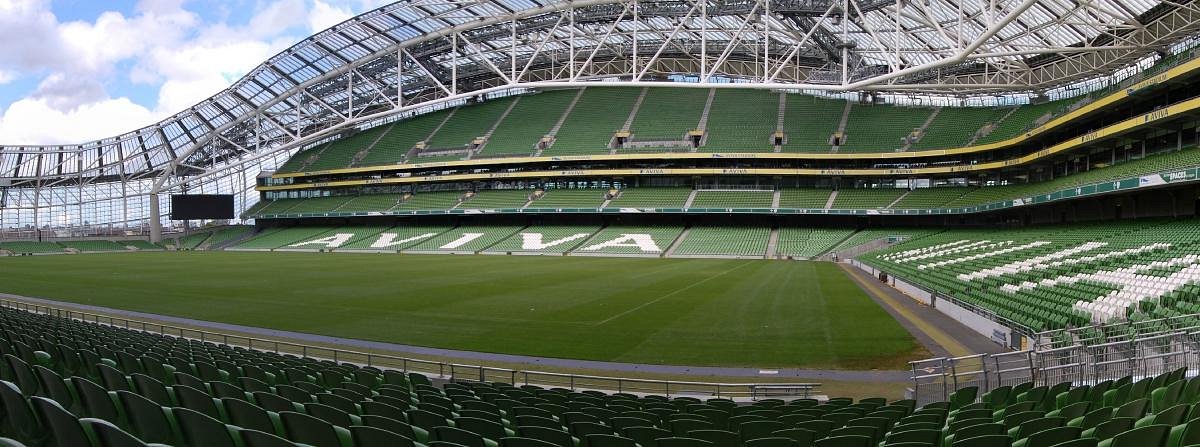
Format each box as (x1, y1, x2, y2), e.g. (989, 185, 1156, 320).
(838, 263, 973, 358)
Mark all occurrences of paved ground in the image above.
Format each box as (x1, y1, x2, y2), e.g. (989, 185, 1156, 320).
(0, 261, 1004, 384)
(838, 263, 1008, 357)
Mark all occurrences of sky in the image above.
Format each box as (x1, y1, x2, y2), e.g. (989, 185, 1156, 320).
(0, 0, 392, 146)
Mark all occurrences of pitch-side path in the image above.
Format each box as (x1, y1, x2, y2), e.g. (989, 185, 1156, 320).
(838, 263, 1006, 357)
(0, 264, 1001, 383)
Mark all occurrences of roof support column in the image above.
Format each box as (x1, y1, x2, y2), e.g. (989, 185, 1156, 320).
(149, 192, 162, 243)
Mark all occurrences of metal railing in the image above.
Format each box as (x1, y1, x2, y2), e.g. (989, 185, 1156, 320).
(0, 299, 818, 400)
(908, 319, 1200, 405)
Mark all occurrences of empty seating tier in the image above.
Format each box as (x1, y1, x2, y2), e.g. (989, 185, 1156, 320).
(460, 190, 532, 210)
(529, 189, 608, 209)
(628, 88, 708, 142)
(405, 226, 525, 252)
(702, 90, 777, 152)
(546, 88, 638, 155)
(426, 98, 516, 150)
(839, 105, 932, 152)
(862, 219, 1200, 331)
(673, 227, 770, 257)
(780, 95, 843, 152)
(775, 229, 856, 259)
(777, 189, 832, 209)
(608, 188, 692, 208)
(479, 90, 576, 157)
(690, 191, 774, 209)
(573, 226, 684, 255)
(0, 241, 64, 254)
(362, 109, 453, 166)
(831, 189, 905, 209)
(484, 226, 602, 254)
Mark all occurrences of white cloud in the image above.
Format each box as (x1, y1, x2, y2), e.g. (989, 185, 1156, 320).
(309, 0, 354, 33)
(0, 0, 378, 146)
(30, 73, 108, 111)
(0, 96, 157, 145)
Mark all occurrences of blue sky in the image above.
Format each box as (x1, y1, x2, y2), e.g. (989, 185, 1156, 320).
(0, 0, 389, 145)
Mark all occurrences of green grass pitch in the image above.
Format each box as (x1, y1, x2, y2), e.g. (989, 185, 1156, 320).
(0, 252, 924, 369)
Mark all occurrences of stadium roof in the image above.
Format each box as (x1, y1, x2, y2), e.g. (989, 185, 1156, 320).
(2, 0, 1199, 189)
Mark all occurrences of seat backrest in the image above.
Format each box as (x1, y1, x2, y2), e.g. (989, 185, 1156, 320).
(280, 410, 344, 447)
(173, 384, 220, 419)
(238, 428, 298, 447)
(351, 425, 416, 447)
(220, 398, 275, 434)
(657, 437, 716, 447)
(360, 414, 418, 440)
(435, 426, 487, 447)
(30, 396, 89, 447)
(71, 376, 119, 422)
(82, 418, 150, 447)
(173, 406, 238, 447)
(115, 390, 174, 444)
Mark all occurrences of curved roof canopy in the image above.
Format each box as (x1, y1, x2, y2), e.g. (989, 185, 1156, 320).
(1, 0, 1197, 188)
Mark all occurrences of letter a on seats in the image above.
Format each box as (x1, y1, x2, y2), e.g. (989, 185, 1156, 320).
(580, 234, 661, 252)
(289, 233, 355, 248)
(520, 233, 590, 250)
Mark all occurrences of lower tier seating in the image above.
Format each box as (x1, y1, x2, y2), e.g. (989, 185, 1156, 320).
(775, 229, 855, 258)
(673, 227, 770, 257)
(861, 219, 1200, 332)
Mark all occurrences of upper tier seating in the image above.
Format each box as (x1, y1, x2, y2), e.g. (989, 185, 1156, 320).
(974, 100, 1069, 145)
(779, 95, 844, 152)
(628, 88, 708, 143)
(702, 90, 778, 152)
(302, 126, 394, 172)
(911, 107, 1012, 150)
(478, 90, 576, 157)
(426, 97, 517, 151)
(7, 303, 1199, 447)
(839, 105, 933, 152)
(545, 88, 638, 155)
(362, 109, 454, 166)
